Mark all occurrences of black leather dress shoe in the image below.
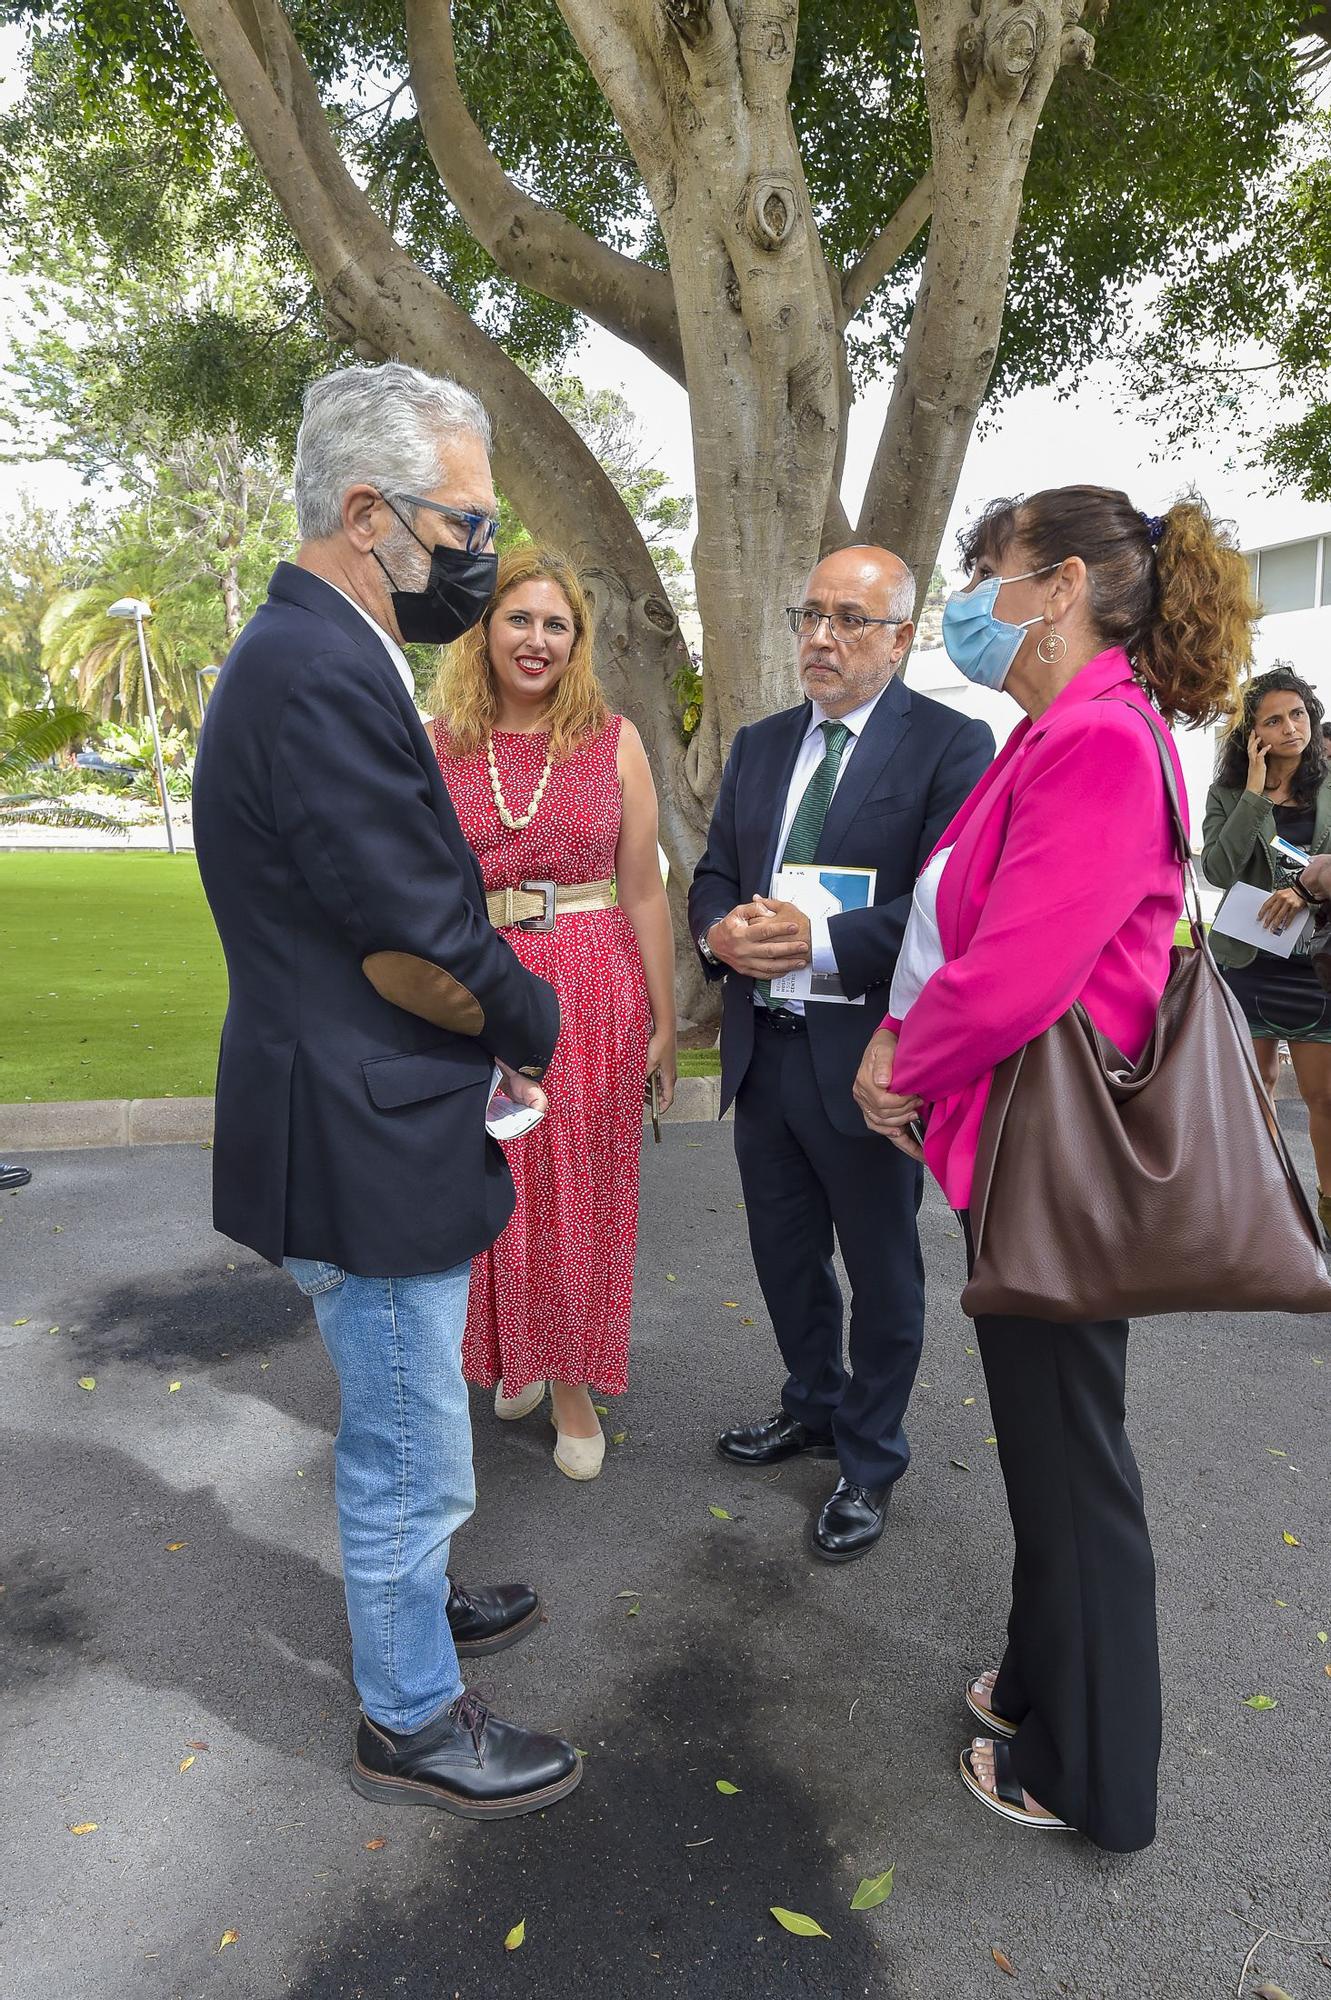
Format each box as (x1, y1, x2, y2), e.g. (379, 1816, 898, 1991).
(351, 1691, 582, 1819)
(0, 1164, 32, 1191)
(717, 1410, 839, 1466)
(811, 1477, 892, 1562)
(446, 1580, 541, 1657)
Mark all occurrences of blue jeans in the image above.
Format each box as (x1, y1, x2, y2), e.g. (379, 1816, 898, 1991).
(285, 1257, 474, 1732)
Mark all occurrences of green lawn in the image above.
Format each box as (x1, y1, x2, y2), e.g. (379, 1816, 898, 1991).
(0, 850, 722, 1102)
(0, 852, 228, 1102)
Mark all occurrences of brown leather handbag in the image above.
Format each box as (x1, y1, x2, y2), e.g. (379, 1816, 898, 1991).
(962, 709, 1331, 1323)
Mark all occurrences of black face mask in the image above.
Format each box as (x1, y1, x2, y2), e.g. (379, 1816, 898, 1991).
(374, 501, 498, 645)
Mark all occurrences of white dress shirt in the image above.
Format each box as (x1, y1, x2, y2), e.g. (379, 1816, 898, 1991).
(324, 580, 417, 701)
(887, 845, 953, 1019)
(761, 682, 893, 1012)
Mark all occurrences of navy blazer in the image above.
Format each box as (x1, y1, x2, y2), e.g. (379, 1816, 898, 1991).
(688, 675, 993, 1135)
(192, 563, 560, 1277)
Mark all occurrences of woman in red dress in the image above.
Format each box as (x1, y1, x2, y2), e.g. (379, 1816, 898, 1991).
(432, 548, 676, 1479)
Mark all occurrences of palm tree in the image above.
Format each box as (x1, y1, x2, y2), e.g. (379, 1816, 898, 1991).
(0, 705, 122, 831)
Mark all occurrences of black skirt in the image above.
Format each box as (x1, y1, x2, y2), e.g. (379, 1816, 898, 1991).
(1223, 951, 1331, 1043)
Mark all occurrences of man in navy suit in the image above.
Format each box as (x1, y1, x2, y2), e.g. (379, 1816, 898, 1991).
(690, 547, 993, 1561)
(193, 362, 581, 1819)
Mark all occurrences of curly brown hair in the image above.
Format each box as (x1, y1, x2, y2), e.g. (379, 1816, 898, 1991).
(958, 485, 1258, 725)
(431, 546, 609, 763)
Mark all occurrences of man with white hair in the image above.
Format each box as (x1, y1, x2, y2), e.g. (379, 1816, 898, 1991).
(194, 362, 580, 1819)
(690, 547, 993, 1562)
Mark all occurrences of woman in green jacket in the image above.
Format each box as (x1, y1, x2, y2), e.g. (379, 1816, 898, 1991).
(1202, 665, 1331, 1237)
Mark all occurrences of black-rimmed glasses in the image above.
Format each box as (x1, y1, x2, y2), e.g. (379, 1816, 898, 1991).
(785, 607, 904, 643)
(394, 492, 501, 554)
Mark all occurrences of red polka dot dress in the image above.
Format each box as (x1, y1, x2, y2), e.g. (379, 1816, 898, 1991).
(433, 715, 651, 1396)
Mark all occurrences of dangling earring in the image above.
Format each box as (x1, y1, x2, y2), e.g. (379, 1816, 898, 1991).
(1037, 623, 1067, 665)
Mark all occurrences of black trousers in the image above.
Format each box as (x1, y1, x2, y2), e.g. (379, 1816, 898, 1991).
(733, 1017, 925, 1488)
(971, 1270, 1161, 1852)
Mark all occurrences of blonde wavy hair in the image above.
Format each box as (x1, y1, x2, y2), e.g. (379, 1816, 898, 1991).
(432, 546, 609, 761)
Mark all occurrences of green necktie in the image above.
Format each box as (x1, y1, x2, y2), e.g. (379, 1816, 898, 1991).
(759, 719, 852, 1006)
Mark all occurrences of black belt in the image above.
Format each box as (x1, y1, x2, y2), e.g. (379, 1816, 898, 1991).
(754, 1005, 807, 1035)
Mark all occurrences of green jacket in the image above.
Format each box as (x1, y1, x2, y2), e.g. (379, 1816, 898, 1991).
(1200, 776, 1331, 968)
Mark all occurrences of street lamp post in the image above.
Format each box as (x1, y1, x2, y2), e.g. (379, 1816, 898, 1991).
(107, 597, 176, 856)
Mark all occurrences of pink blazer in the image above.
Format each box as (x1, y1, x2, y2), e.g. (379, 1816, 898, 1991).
(884, 647, 1186, 1210)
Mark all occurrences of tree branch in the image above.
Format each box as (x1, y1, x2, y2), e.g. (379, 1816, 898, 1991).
(404, 0, 684, 382)
(841, 174, 933, 322)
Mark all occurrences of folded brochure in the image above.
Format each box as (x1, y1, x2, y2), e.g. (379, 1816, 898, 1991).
(768, 864, 877, 1004)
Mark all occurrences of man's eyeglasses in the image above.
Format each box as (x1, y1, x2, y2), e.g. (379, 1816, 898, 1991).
(394, 493, 501, 554)
(786, 607, 904, 643)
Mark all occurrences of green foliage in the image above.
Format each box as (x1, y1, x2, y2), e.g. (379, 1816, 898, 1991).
(0, 700, 122, 828)
(1126, 108, 1331, 500)
(0, 494, 96, 713)
(0, 3, 1312, 432)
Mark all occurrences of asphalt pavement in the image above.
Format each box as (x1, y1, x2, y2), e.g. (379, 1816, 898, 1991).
(2, 1121, 1329, 2000)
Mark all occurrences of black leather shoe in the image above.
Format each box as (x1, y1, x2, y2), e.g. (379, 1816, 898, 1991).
(717, 1410, 839, 1467)
(351, 1691, 582, 1820)
(0, 1164, 31, 1191)
(446, 1580, 541, 1657)
(811, 1477, 892, 1561)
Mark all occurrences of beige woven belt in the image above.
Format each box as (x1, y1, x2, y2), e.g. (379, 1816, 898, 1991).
(486, 877, 616, 931)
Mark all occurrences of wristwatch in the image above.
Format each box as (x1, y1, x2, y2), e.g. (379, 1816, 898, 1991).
(698, 924, 722, 969)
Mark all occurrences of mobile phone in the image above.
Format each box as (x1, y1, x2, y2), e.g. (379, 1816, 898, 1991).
(906, 1118, 925, 1148)
(646, 1069, 661, 1144)
(1271, 834, 1312, 868)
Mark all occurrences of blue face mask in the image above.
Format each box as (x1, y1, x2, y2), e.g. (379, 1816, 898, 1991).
(941, 565, 1059, 691)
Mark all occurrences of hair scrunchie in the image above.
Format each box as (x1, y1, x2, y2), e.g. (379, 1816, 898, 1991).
(1140, 512, 1166, 548)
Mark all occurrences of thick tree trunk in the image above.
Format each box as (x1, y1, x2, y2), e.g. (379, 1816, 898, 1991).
(858, 0, 1104, 594)
(557, 2, 845, 792)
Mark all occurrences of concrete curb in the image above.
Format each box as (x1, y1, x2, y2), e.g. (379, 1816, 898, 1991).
(0, 1075, 727, 1152)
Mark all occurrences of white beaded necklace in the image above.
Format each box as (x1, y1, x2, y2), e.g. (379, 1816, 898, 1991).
(486, 732, 554, 831)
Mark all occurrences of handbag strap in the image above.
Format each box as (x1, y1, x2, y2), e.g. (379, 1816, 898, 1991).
(1109, 697, 1208, 946)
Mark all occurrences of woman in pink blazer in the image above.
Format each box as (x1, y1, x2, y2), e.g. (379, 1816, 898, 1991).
(854, 485, 1257, 1850)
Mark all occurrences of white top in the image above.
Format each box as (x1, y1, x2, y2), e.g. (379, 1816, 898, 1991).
(761, 682, 894, 1014)
(324, 580, 417, 701)
(887, 846, 953, 1020)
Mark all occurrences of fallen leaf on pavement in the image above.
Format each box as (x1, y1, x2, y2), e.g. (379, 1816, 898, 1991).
(984, 1436, 998, 1445)
(715, 1779, 740, 1795)
(1243, 1694, 1278, 1709)
(164, 1542, 187, 1552)
(665, 1273, 676, 1281)
(593, 1404, 608, 1415)
(1254, 1984, 1294, 2000)
(365, 1838, 386, 1851)
(615, 1589, 640, 1598)
(185, 1741, 209, 1751)
(218, 1931, 238, 1952)
(770, 1908, 829, 1938)
(950, 1458, 971, 1472)
(1283, 1532, 1302, 1546)
(850, 1866, 895, 1910)
(611, 1431, 627, 1445)
(1319, 1632, 1328, 1645)
(962, 1396, 976, 1406)
(178, 1756, 195, 1774)
(708, 1505, 731, 1520)
(169, 1381, 181, 1393)
(69, 1823, 97, 1835)
(723, 1301, 739, 1308)
(740, 1316, 754, 1324)
(1267, 1448, 1287, 1457)
(504, 1919, 525, 1952)
(12, 1318, 28, 1327)
(77, 1376, 95, 1391)
(992, 1946, 1016, 1976)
